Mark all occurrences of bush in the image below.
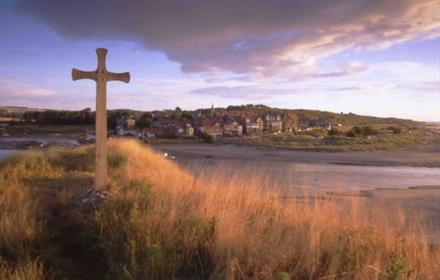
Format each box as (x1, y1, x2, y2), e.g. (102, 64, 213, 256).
(346, 126, 378, 137)
(361, 126, 378, 136)
(387, 126, 402, 134)
(327, 128, 341, 136)
(352, 126, 363, 135)
(297, 128, 327, 138)
(346, 129, 357, 137)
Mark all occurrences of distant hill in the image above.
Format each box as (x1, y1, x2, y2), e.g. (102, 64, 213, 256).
(0, 104, 418, 126)
(0, 106, 46, 114)
(290, 109, 416, 126)
(107, 109, 145, 118)
(224, 104, 417, 126)
(0, 106, 145, 118)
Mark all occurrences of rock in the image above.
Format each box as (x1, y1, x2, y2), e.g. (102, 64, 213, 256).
(74, 190, 108, 207)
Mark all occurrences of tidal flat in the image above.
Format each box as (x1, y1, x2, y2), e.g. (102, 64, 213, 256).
(154, 143, 440, 243)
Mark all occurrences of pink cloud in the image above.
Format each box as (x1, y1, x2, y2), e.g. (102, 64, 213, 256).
(15, 0, 440, 77)
(1, 80, 56, 100)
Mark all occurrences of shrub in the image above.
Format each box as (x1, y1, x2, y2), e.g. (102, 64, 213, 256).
(346, 129, 357, 137)
(361, 126, 378, 136)
(346, 126, 378, 137)
(298, 128, 327, 138)
(327, 128, 341, 136)
(352, 126, 363, 135)
(388, 126, 402, 134)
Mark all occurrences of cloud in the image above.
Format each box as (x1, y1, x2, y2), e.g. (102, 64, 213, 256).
(192, 86, 300, 100)
(13, 0, 439, 77)
(298, 62, 370, 80)
(329, 86, 366, 92)
(0, 80, 56, 100)
(399, 80, 440, 93)
(191, 82, 399, 100)
(328, 83, 396, 93)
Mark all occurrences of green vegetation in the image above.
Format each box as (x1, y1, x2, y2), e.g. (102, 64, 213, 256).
(2, 108, 144, 131)
(292, 110, 417, 127)
(1, 140, 439, 279)
(135, 112, 153, 129)
(346, 126, 378, 137)
(3, 105, 429, 152)
(225, 105, 418, 127)
(228, 125, 435, 151)
(22, 108, 95, 126)
(2, 105, 419, 129)
(5, 124, 91, 136)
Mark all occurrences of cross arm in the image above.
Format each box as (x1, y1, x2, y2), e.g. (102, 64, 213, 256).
(105, 72, 130, 83)
(72, 68, 97, 81)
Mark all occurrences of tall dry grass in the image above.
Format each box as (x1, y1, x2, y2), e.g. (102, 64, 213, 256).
(0, 139, 438, 279)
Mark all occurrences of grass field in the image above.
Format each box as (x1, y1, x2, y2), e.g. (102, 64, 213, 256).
(1, 139, 439, 279)
(225, 125, 436, 152)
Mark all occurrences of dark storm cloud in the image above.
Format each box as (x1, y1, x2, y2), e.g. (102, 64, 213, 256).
(13, 0, 440, 76)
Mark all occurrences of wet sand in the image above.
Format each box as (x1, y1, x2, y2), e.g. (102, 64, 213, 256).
(0, 149, 21, 161)
(0, 136, 80, 149)
(154, 143, 440, 167)
(154, 143, 440, 243)
(153, 144, 440, 190)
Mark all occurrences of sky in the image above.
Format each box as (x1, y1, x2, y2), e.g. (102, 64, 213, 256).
(0, 0, 439, 121)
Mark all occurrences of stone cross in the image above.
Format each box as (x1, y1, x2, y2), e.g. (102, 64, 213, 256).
(72, 48, 130, 190)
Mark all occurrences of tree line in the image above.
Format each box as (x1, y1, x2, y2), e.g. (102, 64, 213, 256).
(21, 109, 134, 129)
(22, 109, 95, 126)
(15, 107, 193, 129)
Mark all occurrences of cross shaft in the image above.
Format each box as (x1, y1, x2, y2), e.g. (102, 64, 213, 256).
(72, 48, 130, 190)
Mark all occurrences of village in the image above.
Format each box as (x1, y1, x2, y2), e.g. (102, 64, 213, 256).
(116, 105, 333, 141)
(1, 105, 421, 152)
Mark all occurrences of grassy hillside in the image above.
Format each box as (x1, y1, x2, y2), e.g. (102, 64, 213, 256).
(226, 105, 418, 126)
(227, 125, 434, 152)
(1, 140, 439, 279)
(291, 110, 416, 126)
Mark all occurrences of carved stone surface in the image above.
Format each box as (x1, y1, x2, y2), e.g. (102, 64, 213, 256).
(72, 48, 130, 190)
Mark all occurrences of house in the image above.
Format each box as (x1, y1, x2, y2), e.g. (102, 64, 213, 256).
(116, 116, 136, 136)
(186, 123, 195, 137)
(127, 118, 136, 129)
(298, 119, 310, 130)
(319, 118, 332, 130)
(199, 119, 223, 139)
(282, 113, 297, 131)
(174, 121, 195, 137)
(297, 117, 331, 130)
(265, 113, 283, 132)
(245, 117, 264, 134)
(223, 120, 243, 136)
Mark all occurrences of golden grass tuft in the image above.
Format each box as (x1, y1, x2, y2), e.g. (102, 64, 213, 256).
(0, 139, 439, 279)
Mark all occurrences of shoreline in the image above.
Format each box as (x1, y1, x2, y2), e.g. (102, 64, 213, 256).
(153, 142, 440, 168)
(1, 135, 439, 168)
